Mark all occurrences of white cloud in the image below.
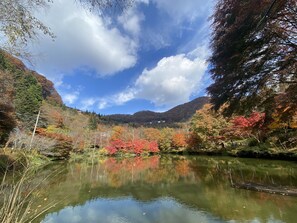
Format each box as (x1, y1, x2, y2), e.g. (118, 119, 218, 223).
(85, 89, 136, 110)
(74, 88, 136, 111)
(186, 45, 210, 61)
(22, 0, 214, 112)
(81, 98, 96, 110)
(98, 99, 108, 110)
(113, 89, 137, 105)
(62, 91, 80, 105)
(118, 7, 145, 37)
(30, 0, 137, 83)
(93, 46, 209, 110)
(136, 0, 150, 4)
(134, 51, 208, 107)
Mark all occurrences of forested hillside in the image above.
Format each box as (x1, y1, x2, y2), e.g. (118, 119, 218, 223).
(104, 97, 209, 125)
(0, 50, 62, 144)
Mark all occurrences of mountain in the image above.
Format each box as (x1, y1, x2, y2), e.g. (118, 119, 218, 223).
(104, 97, 210, 125)
(0, 50, 63, 143)
(0, 50, 209, 145)
(0, 51, 62, 105)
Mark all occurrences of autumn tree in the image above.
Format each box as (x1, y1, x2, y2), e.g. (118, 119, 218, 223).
(110, 126, 126, 141)
(231, 112, 265, 142)
(142, 128, 161, 142)
(208, 0, 296, 123)
(172, 132, 187, 150)
(158, 128, 174, 152)
(189, 104, 230, 149)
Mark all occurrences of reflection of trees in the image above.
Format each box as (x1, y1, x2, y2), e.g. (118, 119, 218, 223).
(90, 156, 196, 187)
(15, 156, 297, 223)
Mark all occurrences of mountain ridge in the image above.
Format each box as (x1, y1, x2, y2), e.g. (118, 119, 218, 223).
(104, 96, 209, 125)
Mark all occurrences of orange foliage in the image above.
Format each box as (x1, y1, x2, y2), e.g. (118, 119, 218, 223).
(106, 138, 159, 155)
(49, 110, 64, 128)
(36, 127, 72, 143)
(110, 126, 126, 141)
(172, 133, 187, 148)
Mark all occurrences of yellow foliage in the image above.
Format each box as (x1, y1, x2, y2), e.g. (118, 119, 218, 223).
(269, 112, 297, 130)
(46, 125, 58, 133)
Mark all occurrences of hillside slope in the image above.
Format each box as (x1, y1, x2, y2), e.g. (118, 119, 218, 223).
(0, 50, 63, 143)
(105, 97, 209, 125)
(0, 51, 62, 105)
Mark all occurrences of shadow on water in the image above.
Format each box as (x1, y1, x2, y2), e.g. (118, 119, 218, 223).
(7, 155, 297, 223)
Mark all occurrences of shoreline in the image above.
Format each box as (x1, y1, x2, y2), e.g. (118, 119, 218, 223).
(1, 146, 297, 173)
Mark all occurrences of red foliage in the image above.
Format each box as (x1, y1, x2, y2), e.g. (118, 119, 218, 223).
(106, 139, 159, 155)
(148, 141, 159, 153)
(231, 112, 265, 137)
(133, 139, 145, 155)
(106, 139, 126, 155)
(233, 112, 265, 129)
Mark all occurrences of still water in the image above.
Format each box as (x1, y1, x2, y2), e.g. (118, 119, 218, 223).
(29, 155, 297, 223)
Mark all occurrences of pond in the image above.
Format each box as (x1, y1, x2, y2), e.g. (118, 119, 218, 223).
(24, 155, 297, 223)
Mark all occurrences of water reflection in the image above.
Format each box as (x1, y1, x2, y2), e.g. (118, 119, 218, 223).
(43, 198, 223, 223)
(28, 156, 297, 223)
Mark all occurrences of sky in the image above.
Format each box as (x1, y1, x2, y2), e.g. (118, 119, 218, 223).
(28, 0, 215, 115)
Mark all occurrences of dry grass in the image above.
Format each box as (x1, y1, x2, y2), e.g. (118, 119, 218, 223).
(0, 168, 56, 223)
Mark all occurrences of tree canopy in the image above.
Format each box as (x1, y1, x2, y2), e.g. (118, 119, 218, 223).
(207, 0, 296, 123)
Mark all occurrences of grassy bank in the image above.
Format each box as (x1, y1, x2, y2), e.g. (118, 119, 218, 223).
(1, 143, 296, 174)
(175, 145, 297, 161)
(0, 149, 51, 173)
(227, 146, 297, 161)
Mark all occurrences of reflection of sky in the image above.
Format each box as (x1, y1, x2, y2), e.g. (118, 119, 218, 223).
(42, 197, 222, 223)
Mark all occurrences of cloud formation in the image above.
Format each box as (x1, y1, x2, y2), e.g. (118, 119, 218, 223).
(134, 53, 207, 107)
(118, 6, 145, 38)
(21, 0, 214, 113)
(62, 90, 80, 105)
(31, 0, 137, 83)
(85, 45, 209, 111)
(79, 88, 137, 111)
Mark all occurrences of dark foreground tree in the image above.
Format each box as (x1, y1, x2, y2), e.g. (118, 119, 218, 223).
(207, 0, 297, 123)
(0, 70, 16, 144)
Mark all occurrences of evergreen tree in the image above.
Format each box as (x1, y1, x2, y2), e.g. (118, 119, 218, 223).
(88, 114, 98, 130)
(14, 74, 43, 129)
(0, 70, 16, 144)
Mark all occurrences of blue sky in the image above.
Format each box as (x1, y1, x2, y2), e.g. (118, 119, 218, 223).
(28, 0, 215, 114)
